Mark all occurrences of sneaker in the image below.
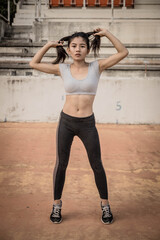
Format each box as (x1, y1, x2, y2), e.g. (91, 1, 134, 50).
(101, 202, 113, 224)
(50, 200, 62, 224)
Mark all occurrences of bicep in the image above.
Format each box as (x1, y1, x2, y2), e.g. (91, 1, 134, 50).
(29, 62, 61, 75)
(98, 51, 128, 72)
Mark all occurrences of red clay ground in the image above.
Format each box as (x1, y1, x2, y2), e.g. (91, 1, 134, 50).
(0, 122, 160, 240)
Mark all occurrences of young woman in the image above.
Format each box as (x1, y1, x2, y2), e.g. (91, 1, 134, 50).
(29, 27, 128, 225)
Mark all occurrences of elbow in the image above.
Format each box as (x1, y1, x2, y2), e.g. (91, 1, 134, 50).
(119, 48, 129, 59)
(121, 49, 129, 59)
(124, 48, 129, 57)
(29, 61, 33, 68)
(29, 61, 35, 68)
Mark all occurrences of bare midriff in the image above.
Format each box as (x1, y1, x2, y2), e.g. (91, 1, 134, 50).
(63, 95, 95, 117)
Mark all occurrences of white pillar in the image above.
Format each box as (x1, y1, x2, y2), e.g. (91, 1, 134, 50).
(82, 0, 86, 9)
(45, 0, 49, 9)
(122, 0, 127, 9)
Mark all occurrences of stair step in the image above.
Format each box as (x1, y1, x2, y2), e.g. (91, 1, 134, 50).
(1, 69, 160, 78)
(0, 69, 33, 76)
(13, 19, 34, 25)
(23, 0, 46, 4)
(21, 5, 46, 10)
(7, 26, 33, 32)
(0, 62, 159, 71)
(39, 8, 160, 19)
(1, 38, 33, 44)
(0, 42, 160, 47)
(1, 48, 160, 57)
(0, 55, 160, 65)
(15, 12, 45, 18)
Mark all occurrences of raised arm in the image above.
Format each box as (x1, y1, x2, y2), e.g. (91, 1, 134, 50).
(94, 28, 129, 73)
(29, 41, 63, 75)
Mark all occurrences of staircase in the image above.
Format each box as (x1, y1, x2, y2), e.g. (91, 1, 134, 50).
(12, 0, 47, 26)
(0, 0, 160, 76)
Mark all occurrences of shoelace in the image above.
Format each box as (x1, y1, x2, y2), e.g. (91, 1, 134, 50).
(52, 206, 61, 218)
(102, 205, 111, 218)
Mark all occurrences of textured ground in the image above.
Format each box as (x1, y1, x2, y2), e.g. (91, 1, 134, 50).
(0, 123, 160, 240)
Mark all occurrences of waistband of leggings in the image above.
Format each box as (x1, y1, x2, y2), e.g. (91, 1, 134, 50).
(61, 111, 95, 122)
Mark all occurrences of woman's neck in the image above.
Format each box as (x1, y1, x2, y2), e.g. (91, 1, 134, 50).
(72, 60, 88, 68)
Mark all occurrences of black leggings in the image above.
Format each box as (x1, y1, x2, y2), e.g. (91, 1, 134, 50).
(53, 111, 108, 200)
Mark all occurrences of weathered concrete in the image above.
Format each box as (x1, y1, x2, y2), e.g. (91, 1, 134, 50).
(135, 0, 160, 9)
(33, 19, 160, 44)
(1, 43, 160, 55)
(0, 75, 160, 124)
(0, 123, 160, 240)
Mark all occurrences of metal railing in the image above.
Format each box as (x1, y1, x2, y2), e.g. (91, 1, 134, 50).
(111, 0, 127, 21)
(6, 0, 129, 25)
(35, 0, 42, 19)
(35, 0, 50, 20)
(37, 0, 128, 19)
(7, 0, 19, 24)
(35, 0, 128, 20)
(6, 0, 49, 24)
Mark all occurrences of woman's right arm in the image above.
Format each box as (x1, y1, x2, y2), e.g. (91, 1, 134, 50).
(29, 41, 63, 75)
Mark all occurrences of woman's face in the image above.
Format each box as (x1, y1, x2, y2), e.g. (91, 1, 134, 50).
(67, 37, 90, 60)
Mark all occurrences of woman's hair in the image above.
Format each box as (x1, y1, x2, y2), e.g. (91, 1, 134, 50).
(53, 31, 101, 64)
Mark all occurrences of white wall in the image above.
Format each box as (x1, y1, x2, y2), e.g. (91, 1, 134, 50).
(34, 19, 160, 44)
(95, 75, 160, 124)
(0, 74, 160, 124)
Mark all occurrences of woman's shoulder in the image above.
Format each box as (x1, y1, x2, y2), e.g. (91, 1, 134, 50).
(89, 59, 99, 67)
(90, 59, 100, 69)
(59, 62, 70, 69)
(89, 60, 101, 76)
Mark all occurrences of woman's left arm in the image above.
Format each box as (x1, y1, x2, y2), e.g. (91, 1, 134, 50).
(94, 28, 129, 73)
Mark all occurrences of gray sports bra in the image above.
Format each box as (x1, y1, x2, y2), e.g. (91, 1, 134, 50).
(59, 60, 101, 95)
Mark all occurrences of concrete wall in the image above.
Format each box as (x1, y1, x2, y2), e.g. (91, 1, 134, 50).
(0, 74, 160, 124)
(135, 0, 160, 9)
(33, 19, 160, 44)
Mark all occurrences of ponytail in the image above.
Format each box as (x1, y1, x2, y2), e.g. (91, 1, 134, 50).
(53, 31, 101, 64)
(86, 31, 101, 57)
(52, 36, 70, 64)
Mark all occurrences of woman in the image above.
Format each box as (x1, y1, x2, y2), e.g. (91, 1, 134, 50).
(29, 27, 128, 225)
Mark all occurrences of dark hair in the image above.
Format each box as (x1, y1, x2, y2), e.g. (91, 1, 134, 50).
(53, 31, 101, 64)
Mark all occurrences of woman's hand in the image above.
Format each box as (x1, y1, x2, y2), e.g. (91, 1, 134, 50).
(93, 28, 108, 37)
(47, 40, 64, 48)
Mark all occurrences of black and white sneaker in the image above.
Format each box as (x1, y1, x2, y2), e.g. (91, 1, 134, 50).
(101, 202, 113, 224)
(50, 200, 62, 224)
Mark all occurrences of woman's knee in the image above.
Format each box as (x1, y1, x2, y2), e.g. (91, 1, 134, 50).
(91, 159, 104, 173)
(58, 159, 69, 171)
